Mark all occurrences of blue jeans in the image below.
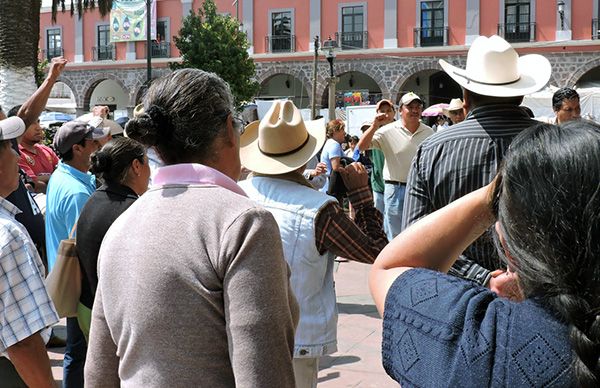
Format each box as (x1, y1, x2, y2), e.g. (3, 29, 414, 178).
(383, 183, 405, 241)
(63, 317, 87, 388)
(373, 190, 385, 215)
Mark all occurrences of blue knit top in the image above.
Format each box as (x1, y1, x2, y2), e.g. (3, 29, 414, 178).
(382, 269, 575, 387)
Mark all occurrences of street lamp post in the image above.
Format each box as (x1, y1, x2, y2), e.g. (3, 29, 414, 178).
(146, 0, 152, 82)
(557, 0, 565, 31)
(322, 36, 339, 122)
(311, 36, 320, 120)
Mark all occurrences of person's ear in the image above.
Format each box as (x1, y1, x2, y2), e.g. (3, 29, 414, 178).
(495, 221, 517, 270)
(223, 114, 237, 147)
(72, 143, 83, 156)
(131, 158, 142, 177)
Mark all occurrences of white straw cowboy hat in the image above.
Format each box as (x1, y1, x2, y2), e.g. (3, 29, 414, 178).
(240, 100, 326, 175)
(442, 98, 464, 115)
(439, 35, 551, 97)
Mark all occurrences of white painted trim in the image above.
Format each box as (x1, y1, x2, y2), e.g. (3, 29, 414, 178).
(384, 38, 398, 48)
(465, 35, 479, 45)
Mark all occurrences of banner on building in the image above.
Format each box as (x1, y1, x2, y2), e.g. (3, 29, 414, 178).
(110, 0, 156, 42)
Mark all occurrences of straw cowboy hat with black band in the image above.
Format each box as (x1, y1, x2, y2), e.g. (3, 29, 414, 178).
(442, 98, 464, 116)
(439, 35, 551, 97)
(240, 100, 326, 175)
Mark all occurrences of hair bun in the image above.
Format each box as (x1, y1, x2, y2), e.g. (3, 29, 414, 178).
(91, 150, 112, 174)
(146, 105, 174, 142)
(125, 114, 159, 146)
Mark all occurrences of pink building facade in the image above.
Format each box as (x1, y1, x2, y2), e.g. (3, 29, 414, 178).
(39, 0, 600, 114)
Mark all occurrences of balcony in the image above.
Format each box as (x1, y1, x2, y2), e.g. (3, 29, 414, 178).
(146, 41, 171, 58)
(497, 22, 536, 43)
(413, 26, 448, 47)
(592, 19, 599, 40)
(265, 35, 296, 53)
(92, 45, 115, 61)
(42, 47, 64, 61)
(335, 31, 368, 50)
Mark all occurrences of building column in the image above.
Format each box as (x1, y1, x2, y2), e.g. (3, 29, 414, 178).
(243, 0, 254, 54)
(181, 0, 192, 17)
(556, 0, 572, 41)
(309, 0, 321, 51)
(465, 0, 480, 45)
(383, 0, 397, 48)
(126, 42, 136, 61)
(74, 10, 84, 62)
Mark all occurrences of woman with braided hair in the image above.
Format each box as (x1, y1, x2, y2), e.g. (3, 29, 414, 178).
(370, 120, 600, 387)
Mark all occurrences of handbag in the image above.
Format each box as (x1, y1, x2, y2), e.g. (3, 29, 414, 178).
(45, 223, 82, 318)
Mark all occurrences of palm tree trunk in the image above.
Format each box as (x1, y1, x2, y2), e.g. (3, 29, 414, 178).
(0, 0, 41, 112)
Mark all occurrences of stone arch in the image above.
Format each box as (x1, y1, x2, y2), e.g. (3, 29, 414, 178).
(257, 72, 312, 109)
(390, 56, 465, 104)
(318, 69, 387, 109)
(255, 67, 312, 95)
(255, 65, 315, 108)
(332, 61, 390, 98)
(565, 57, 600, 88)
(55, 76, 80, 108)
(82, 73, 129, 112)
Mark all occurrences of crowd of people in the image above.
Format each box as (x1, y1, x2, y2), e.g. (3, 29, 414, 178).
(0, 33, 598, 388)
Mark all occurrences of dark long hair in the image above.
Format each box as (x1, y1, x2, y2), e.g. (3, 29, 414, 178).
(90, 137, 146, 185)
(494, 121, 600, 387)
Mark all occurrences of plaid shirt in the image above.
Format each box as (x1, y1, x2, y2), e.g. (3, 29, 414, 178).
(315, 186, 388, 264)
(0, 197, 58, 353)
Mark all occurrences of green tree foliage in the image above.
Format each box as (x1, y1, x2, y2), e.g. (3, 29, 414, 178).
(171, 0, 259, 106)
(52, 0, 113, 21)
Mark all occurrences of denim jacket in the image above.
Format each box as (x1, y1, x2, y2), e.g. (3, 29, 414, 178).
(240, 176, 338, 358)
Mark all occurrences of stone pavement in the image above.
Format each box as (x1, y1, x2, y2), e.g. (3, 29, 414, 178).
(318, 261, 396, 387)
(47, 261, 396, 387)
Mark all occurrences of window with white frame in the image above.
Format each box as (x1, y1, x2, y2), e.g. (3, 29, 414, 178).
(340, 5, 365, 49)
(46, 28, 62, 60)
(269, 10, 293, 52)
(504, 0, 531, 42)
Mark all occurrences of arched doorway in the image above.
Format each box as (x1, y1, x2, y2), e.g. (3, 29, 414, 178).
(257, 74, 310, 109)
(321, 71, 383, 109)
(398, 70, 461, 107)
(46, 81, 77, 114)
(84, 79, 129, 116)
(576, 66, 600, 88)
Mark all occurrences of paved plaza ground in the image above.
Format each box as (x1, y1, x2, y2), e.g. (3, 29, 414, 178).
(47, 261, 397, 387)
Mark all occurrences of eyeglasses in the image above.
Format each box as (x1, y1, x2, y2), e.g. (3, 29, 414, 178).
(219, 111, 245, 135)
(232, 115, 245, 135)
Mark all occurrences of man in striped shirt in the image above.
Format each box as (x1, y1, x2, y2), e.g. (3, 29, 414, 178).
(401, 35, 551, 297)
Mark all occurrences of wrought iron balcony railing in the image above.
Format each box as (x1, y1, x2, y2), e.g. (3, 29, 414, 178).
(92, 44, 115, 61)
(413, 26, 448, 47)
(43, 47, 64, 61)
(498, 22, 536, 43)
(265, 35, 296, 53)
(146, 41, 171, 58)
(335, 31, 368, 50)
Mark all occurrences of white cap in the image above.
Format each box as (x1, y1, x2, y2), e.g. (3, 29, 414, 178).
(0, 117, 26, 140)
(400, 92, 423, 106)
